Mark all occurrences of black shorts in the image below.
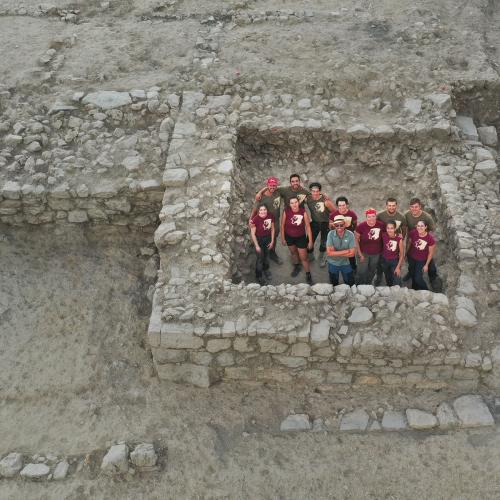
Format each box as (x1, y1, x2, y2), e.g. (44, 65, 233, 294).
(285, 233, 307, 249)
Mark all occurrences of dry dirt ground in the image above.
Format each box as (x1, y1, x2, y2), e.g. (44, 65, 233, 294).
(1, 0, 500, 498)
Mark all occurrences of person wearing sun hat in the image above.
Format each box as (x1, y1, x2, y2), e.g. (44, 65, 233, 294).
(326, 214, 356, 286)
(355, 208, 386, 285)
(250, 176, 283, 264)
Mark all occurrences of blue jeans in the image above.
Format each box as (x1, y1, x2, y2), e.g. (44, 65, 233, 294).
(408, 257, 429, 290)
(328, 263, 354, 286)
(381, 258, 402, 286)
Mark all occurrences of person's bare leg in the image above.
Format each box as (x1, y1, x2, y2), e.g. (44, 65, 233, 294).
(289, 246, 301, 277)
(297, 248, 310, 272)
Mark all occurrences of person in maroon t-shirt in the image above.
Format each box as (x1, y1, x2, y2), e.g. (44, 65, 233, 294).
(329, 196, 358, 273)
(250, 205, 275, 285)
(381, 221, 405, 286)
(407, 220, 437, 290)
(281, 197, 314, 285)
(355, 208, 386, 285)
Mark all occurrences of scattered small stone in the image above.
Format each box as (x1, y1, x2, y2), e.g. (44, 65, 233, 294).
(20, 463, 50, 480)
(130, 443, 157, 468)
(0, 452, 23, 478)
(53, 460, 69, 480)
(101, 444, 129, 475)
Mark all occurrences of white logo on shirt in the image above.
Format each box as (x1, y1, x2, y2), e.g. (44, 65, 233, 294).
(315, 202, 325, 213)
(291, 214, 303, 226)
(343, 216, 352, 227)
(273, 198, 281, 209)
(368, 227, 381, 240)
(415, 238, 428, 251)
(263, 218, 272, 230)
(395, 220, 401, 229)
(297, 194, 307, 204)
(387, 240, 397, 252)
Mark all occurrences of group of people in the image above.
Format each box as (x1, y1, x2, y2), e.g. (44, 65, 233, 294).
(248, 174, 442, 292)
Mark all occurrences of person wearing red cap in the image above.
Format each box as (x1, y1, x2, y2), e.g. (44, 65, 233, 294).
(250, 176, 283, 264)
(355, 208, 386, 285)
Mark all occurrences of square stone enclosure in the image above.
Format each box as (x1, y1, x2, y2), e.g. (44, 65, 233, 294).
(230, 126, 457, 287)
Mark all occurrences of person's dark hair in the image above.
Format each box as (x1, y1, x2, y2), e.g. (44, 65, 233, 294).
(409, 197, 421, 206)
(416, 219, 428, 229)
(309, 182, 322, 190)
(336, 196, 348, 205)
(289, 173, 300, 182)
(289, 196, 299, 205)
(386, 197, 397, 204)
(386, 220, 397, 228)
(257, 204, 268, 211)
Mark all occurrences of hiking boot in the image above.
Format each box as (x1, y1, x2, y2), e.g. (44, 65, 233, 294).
(306, 272, 313, 285)
(308, 252, 315, 262)
(257, 277, 266, 286)
(374, 274, 383, 287)
(430, 276, 443, 293)
(269, 252, 283, 265)
(291, 264, 301, 277)
(264, 270, 272, 281)
(319, 252, 327, 268)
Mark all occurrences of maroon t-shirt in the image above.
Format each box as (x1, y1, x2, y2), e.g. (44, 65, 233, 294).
(382, 232, 402, 261)
(284, 207, 306, 237)
(329, 209, 358, 230)
(251, 213, 274, 237)
(408, 229, 435, 261)
(356, 220, 386, 255)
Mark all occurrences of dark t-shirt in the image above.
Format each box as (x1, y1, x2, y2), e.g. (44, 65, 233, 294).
(251, 213, 275, 238)
(408, 229, 435, 261)
(356, 220, 386, 255)
(377, 210, 407, 235)
(306, 194, 330, 223)
(284, 207, 306, 237)
(278, 186, 310, 207)
(255, 190, 281, 220)
(382, 232, 402, 261)
(329, 209, 358, 231)
(404, 210, 435, 232)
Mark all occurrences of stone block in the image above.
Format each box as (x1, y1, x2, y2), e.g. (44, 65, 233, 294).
(311, 283, 333, 295)
(53, 460, 69, 480)
(83, 91, 132, 109)
(453, 395, 494, 428)
(274, 355, 307, 368)
(101, 444, 129, 475)
(163, 168, 189, 187)
(348, 307, 373, 324)
(381, 410, 407, 431)
(291, 343, 311, 357)
(20, 463, 50, 480)
(404, 98, 422, 115)
(153, 348, 187, 364)
(67, 210, 88, 223)
(406, 409, 437, 429)
(436, 402, 459, 430)
(339, 409, 369, 431)
(1, 181, 21, 200)
(156, 363, 217, 388)
(359, 333, 384, 356)
(130, 444, 157, 468)
(475, 160, 497, 176)
(216, 352, 234, 367)
(280, 414, 312, 431)
(258, 338, 288, 353)
(456, 115, 478, 141)
(0, 452, 23, 478)
(310, 319, 330, 346)
(206, 339, 231, 353)
(225, 367, 252, 380)
(160, 323, 203, 349)
(233, 337, 254, 352)
(477, 126, 498, 146)
(455, 307, 477, 327)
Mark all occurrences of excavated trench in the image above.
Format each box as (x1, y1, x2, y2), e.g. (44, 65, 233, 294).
(232, 128, 457, 288)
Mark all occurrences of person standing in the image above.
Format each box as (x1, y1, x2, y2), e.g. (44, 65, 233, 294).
(329, 196, 358, 274)
(281, 197, 314, 285)
(404, 197, 441, 291)
(306, 182, 335, 267)
(407, 220, 437, 290)
(326, 215, 356, 286)
(355, 208, 386, 285)
(375, 197, 407, 285)
(250, 176, 283, 264)
(256, 173, 310, 208)
(381, 221, 405, 286)
(250, 205, 275, 286)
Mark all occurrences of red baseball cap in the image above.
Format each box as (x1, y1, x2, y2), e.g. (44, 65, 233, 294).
(365, 208, 377, 216)
(267, 176, 279, 186)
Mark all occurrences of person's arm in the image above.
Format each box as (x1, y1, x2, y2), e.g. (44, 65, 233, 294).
(325, 198, 335, 212)
(249, 206, 257, 225)
(355, 231, 364, 261)
(280, 213, 286, 245)
(423, 244, 435, 273)
(395, 238, 405, 276)
(304, 213, 313, 250)
(427, 214, 436, 232)
(255, 186, 267, 202)
(250, 225, 260, 253)
(269, 222, 275, 249)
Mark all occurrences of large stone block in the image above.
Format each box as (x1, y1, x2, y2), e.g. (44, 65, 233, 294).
(453, 395, 494, 428)
(101, 444, 129, 475)
(163, 168, 189, 187)
(156, 363, 218, 388)
(82, 91, 132, 109)
(160, 323, 203, 349)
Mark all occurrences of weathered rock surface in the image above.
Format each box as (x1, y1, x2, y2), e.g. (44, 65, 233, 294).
(280, 414, 312, 432)
(101, 444, 129, 475)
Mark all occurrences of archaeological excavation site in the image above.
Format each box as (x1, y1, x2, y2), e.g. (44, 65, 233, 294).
(1, 0, 500, 498)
